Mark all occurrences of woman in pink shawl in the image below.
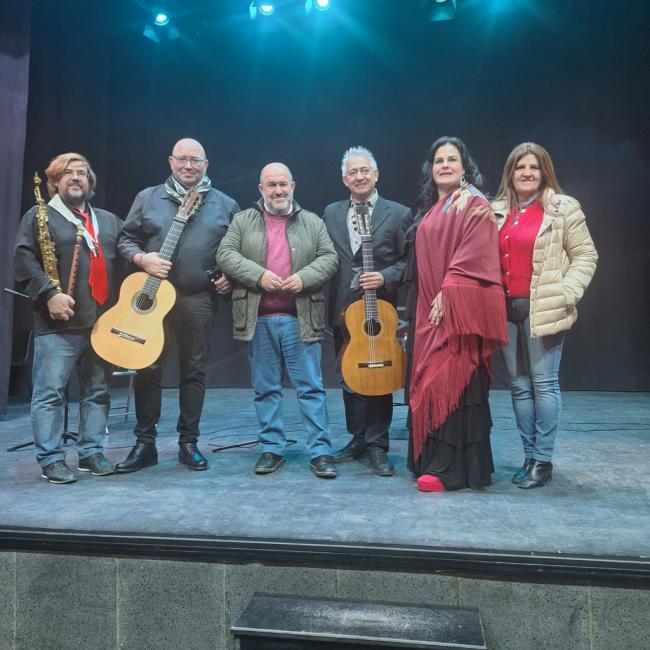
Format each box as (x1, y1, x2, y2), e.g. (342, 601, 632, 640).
(405, 137, 508, 492)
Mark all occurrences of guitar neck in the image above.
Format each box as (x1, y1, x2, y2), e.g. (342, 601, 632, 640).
(361, 239, 375, 274)
(142, 211, 193, 298)
(361, 239, 378, 319)
(159, 217, 189, 263)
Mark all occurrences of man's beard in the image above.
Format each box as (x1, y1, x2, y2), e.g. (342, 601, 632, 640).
(62, 185, 89, 206)
(266, 197, 292, 215)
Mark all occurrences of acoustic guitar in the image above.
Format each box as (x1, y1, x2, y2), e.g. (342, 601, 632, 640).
(91, 188, 203, 370)
(338, 204, 406, 396)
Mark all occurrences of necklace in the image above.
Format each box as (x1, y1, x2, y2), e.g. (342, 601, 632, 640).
(511, 194, 538, 227)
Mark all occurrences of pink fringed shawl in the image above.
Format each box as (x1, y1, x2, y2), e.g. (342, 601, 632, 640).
(409, 186, 508, 461)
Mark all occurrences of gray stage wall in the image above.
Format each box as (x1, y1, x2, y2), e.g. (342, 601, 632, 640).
(1, 551, 648, 650)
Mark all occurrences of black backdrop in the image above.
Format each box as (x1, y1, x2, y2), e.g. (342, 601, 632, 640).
(8, 0, 650, 396)
(0, 1, 30, 412)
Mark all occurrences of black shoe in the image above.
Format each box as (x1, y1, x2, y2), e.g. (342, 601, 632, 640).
(511, 458, 534, 484)
(255, 452, 284, 475)
(41, 460, 76, 484)
(368, 447, 394, 477)
(332, 437, 367, 463)
(115, 442, 158, 473)
(518, 460, 553, 489)
(79, 453, 115, 476)
(178, 442, 208, 471)
(309, 455, 337, 479)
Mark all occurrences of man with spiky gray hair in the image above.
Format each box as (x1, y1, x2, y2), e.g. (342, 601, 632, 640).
(340, 146, 378, 176)
(324, 146, 412, 476)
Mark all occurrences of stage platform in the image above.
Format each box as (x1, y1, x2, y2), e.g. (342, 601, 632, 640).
(1, 388, 648, 579)
(1, 389, 649, 649)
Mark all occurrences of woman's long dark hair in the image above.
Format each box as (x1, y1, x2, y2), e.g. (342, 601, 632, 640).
(415, 136, 483, 218)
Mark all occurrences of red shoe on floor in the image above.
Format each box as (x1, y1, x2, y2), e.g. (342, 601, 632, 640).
(417, 474, 445, 492)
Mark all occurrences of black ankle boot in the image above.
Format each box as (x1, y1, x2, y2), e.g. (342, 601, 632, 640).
(512, 458, 534, 484)
(518, 460, 553, 489)
(178, 442, 208, 471)
(115, 442, 158, 473)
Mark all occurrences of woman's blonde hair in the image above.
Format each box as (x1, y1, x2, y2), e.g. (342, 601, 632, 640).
(495, 142, 563, 209)
(45, 152, 96, 199)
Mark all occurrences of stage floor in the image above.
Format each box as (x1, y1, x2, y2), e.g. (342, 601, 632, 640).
(1, 388, 649, 563)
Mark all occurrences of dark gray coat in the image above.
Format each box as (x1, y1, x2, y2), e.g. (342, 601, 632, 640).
(323, 196, 412, 326)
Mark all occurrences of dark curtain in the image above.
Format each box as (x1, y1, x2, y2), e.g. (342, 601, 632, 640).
(0, 1, 30, 413)
(11, 0, 650, 392)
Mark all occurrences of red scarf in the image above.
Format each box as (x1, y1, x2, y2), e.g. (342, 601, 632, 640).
(74, 208, 109, 305)
(409, 187, 508, 461)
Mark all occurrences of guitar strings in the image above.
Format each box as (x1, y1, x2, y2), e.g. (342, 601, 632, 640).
(127, 193, 201, 321)
(357, 205, 380, 365)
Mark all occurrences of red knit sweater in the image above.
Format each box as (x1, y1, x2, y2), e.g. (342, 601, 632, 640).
(498, 200, 544, 298)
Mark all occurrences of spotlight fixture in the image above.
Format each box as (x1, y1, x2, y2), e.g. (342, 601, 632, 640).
(423, 0, 456, 22)
(153, 12, 170, 26)
(305, 0, 331, 15)
(249, 1, 276, 19)
(143, 9, 179, 42)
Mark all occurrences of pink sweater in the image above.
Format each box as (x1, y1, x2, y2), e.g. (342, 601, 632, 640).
(259, 211, 296, 315)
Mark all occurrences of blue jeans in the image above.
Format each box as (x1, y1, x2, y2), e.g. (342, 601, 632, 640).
(31, 331, 111, 467)
(248, 315, 332, 458)
(500, 299, 564, 462)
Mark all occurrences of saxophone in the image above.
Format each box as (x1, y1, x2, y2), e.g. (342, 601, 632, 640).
(34, 172, 62, 293)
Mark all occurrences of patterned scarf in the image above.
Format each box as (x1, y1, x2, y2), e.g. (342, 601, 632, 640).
(164, 174, 212, 203)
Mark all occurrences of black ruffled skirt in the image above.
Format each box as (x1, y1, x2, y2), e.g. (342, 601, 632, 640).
(407, 365, 494, 490)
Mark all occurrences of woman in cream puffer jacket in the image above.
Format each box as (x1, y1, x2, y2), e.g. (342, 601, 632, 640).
(492, 142, 597, 490)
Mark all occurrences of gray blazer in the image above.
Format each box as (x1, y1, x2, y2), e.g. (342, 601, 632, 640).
(323, 196, 412, 326)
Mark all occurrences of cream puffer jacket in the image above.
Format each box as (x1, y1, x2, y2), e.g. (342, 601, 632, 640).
(492, 188, 598, 338)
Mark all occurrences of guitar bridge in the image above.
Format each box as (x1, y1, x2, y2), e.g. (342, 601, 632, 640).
(358, 360, 393, 369)
(110, 327, 146, 345)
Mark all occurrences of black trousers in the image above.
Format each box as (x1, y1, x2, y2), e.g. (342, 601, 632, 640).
(134, 290, 215, 444)
(333, 326, 393, 450)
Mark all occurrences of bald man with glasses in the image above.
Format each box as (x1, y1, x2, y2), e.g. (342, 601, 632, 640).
(115, 138, 240, 474)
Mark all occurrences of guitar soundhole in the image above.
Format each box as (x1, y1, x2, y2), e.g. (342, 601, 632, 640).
(364, 319, 381, 337)
(133, 292, 155, 312)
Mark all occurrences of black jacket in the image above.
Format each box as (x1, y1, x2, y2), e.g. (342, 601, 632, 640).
(118, 184, 240, 296)
(14, 203, 122, 336)
(323, 196, 412, 326)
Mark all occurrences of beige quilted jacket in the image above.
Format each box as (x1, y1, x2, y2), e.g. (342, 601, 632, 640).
(492, 188, 598, 338)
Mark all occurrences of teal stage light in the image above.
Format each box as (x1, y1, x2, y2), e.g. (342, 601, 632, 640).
(143, 10, 179, 42)
(249, 1, 275, 19)
(153, 12, 170, 26)
(305, 0, 331, 15)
